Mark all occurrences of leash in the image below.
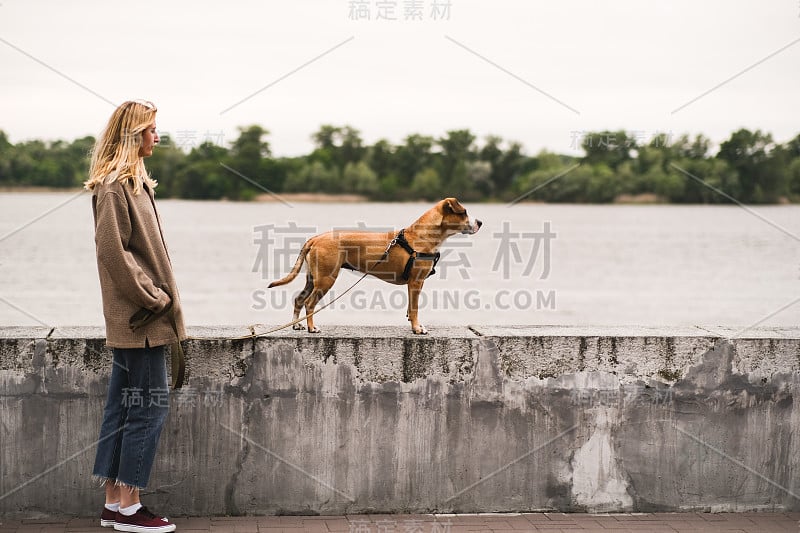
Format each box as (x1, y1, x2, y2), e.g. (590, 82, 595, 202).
(196, 269, 373, 342)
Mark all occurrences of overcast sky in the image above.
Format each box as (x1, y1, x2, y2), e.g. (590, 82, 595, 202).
(1, 0, 798, 157)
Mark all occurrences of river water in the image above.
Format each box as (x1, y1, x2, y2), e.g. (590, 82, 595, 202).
(1, 192, 798, 330)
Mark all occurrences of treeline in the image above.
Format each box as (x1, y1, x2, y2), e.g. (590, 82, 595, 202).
(1, 126, 799, 203)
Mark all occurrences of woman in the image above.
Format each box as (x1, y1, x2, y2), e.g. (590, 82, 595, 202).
(85, 99, 186, 533)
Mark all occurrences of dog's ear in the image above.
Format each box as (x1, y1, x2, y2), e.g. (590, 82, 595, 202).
(443, 197, 466, 215)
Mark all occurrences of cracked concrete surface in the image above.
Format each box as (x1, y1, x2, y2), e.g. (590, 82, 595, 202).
(1, 325, 798, 518)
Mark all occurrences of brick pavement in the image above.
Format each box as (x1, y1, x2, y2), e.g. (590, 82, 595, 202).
(1, 512, 798, 533)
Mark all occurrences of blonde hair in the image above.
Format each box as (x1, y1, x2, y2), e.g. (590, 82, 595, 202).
(85, 100, 158, 194)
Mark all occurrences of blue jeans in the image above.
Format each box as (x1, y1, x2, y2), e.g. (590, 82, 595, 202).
(92, 346, 170, 489)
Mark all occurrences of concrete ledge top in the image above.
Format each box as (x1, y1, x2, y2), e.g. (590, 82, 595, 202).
(470, 325, 800, 339)
(0, 326, 52, 339)
(1, 325, 799, 340)
(250, 325, 479, 339)
(48, 325, 107, 339)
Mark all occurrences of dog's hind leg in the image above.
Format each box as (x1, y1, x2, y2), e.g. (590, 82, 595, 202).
(303, 272, 339, 333)
(299, 245, 344, 333)
(292, 274, 314, 330)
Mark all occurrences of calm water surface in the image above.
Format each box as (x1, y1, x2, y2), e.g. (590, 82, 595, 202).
(0, 192, 798, 330)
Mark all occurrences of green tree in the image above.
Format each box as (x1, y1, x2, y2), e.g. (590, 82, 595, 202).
(513, 151, 571, 202)
(65, 136, 95, 184)
(717, 128, 784, 203)
(171, 142, 229, 199)
(147, 135, 187, 197)
(10, 140, 45, 186)
(310, 125, 365, 171)
(465, 160, 493, 199)
(284, 161, 340, 193)
(342, 161, 379, 195)
(377, 173, 403, 200)
(227, 125, 273, 200)
(394, 134, 435, 181)
(365, 139, 395, 179)
(645, 165, 685, 202)
(635, 142, 666, 176)
(410, 167, 443, 201)
(3, 124, 799, 204)
(339, 126, 366, 167)
(480, 136, 525, 194)
(438, 129, 476, 188)
(585, 163, 619, 202)
(788, 157, 800, 200)
(0, 130, 12, 184)
(581, 130, 636, 169)
(671, 133, 711, 160)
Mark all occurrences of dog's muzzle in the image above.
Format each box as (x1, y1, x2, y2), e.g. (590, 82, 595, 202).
(462, 219, 482, 234)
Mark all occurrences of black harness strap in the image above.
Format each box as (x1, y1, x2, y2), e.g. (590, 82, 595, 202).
(393, 229, 441, 281)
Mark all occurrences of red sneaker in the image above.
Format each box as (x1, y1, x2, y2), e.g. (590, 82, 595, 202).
(113, 506, 176, 532)
(100, 507, 117, 528)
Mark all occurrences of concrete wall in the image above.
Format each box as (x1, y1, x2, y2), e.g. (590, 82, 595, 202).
(1, 325, 798, 518)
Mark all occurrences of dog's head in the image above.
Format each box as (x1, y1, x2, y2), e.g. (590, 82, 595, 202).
(437, 197, 482, 236)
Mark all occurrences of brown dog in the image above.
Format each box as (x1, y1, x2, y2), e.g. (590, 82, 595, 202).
(268, 198, 482, 334)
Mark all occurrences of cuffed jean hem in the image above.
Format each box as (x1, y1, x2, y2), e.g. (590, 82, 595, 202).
(91, 476, 146, 491)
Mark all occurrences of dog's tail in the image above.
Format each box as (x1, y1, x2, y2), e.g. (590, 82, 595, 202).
(268, 240, 312, 288)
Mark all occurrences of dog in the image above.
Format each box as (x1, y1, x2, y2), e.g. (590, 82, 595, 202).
(268, 197, 482, 334)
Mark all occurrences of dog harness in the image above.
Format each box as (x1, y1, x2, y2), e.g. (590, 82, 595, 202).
(386, 229, 441, 281)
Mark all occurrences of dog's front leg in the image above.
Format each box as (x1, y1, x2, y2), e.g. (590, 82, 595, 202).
(406, 280, 427, 335)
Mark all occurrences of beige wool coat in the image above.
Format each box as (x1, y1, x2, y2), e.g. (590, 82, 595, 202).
(92, 178, 187, 348)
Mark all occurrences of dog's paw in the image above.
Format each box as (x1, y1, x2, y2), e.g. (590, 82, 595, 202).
(308, 326, 321, 334)
(292, 323, 306, 331)
(412, 325, 428, 335)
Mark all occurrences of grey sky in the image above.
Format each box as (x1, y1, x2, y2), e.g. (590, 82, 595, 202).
(1, 0, 798, 157)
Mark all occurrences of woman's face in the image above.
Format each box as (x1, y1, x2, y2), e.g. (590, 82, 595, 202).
(139, 122, 159, 158)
